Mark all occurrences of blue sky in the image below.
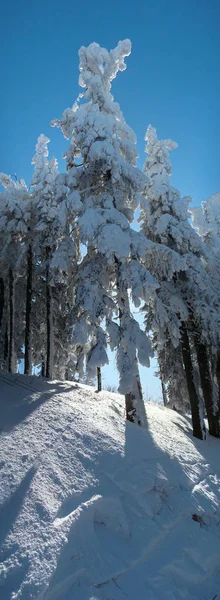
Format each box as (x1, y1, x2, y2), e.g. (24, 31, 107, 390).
(1, 0, 219, 397)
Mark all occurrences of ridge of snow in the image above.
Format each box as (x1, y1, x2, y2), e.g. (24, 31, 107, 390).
(0, 373, 220, 600)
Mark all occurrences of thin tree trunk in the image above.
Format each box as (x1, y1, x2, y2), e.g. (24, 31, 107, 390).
(0, 277, 4, 329)
(4, 323, 8, 365)
(216, 351, 220, 400)
(24, 244, 33, 375)
(41, 354, 46, 377)
(194, 336, 220, 438)
(8, 268, 15, 374)
(97, 366, 101, 392)
(214, 350, 220, 433)
(46, 249, 53, 379)
(181, 323, 205, 440)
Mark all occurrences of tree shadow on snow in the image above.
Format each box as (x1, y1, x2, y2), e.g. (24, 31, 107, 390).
(42, 407, 207, 600)
(0, 464, 37, 550)
(0, 373, 79, 432)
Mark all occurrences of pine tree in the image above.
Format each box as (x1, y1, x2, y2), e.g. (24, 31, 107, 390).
(51, 40, 167, 426)
(0, 174, 30, 373)
(191, 191, 220, 436)
(30, 134, 64, 379)
(140, 125, 218, 438)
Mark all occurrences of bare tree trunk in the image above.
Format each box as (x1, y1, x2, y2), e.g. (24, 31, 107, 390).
(41, 354, 46, 377)
(97, 366, 101, 392)
(181, 323, 205, 439)
(215, 351, 220, 400)
(0, 277, 4, 329)
(24, 244, 33, 375)
(194, 335, 220, 438)
(4, 323, 8, 365)
(46, 249, 53, 379)
(8, 268, 15, 374)
(214, 350, 220, 434)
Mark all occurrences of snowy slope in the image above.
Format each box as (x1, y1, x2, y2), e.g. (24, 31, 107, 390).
(0, 373, 220, 600)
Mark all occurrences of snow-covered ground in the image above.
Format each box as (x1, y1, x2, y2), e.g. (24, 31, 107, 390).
(0, 373, 220, 600)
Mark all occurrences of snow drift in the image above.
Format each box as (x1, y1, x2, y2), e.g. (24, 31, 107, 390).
(0, 373, 220, 600)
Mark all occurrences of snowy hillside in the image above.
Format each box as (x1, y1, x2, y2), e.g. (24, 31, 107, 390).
(0, 374, 220, 600)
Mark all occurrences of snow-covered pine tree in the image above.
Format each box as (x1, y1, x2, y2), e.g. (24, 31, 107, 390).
(51, 39, 167, 426)
(30, 134, 65, 378)
(141, 125, 219, 438)
(190, 192, 220, 435)
(191, 191, 220, 257)
(30, 134, 78, 380)
(0, 174, 30, 373)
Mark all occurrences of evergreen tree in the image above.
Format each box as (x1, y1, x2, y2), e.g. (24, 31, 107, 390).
(30, 134, 66, 378)
(141, 125, 219, 438)
(0, 174, 30, 372)
(191, 191, 220, 435)
(51, 40, 166, 425)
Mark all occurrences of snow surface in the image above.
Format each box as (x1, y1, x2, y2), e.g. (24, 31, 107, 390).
(0, 373, 220, 600)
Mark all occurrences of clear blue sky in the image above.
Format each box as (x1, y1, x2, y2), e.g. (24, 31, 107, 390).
(1, 0, 219, 397)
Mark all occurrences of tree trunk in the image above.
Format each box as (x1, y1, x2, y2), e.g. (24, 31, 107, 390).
(161, 378, 168, 407)
(194, 335, 220, 438)
(214, 350, 220, 433)
(115, 257, 145, 427)
(8, 268, 15, 374)
(4, 323, 8, 365)
(215, 351, 220, 400)
(97, 366, 101, 392)
(181, 323, 205, 439)
(24, 244, 33, 375)
(41, 354, 46, 377)
(157, 359, 168, 406)
(46, 249, 53, 379)
(0, 277, 4, 329)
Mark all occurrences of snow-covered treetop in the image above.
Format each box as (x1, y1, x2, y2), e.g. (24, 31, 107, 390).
(142, 125, 205, 256)
(31, 134, 59, 199)
(144, 124, 178, 179)
(51, 39, 147, 200)
(0, 174, 29, 237)
(190, 191, 220, 254)
(30, 133, 68, 244)
(79, 38, 131, 95)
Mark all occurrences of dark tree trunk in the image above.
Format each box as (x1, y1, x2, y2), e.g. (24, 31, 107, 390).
(46, 249, 53, 379)
(97, 366, 101, 392)
(8, 268, 15, 374)
(181, 323, 205, 440)
(4, 323, 8, 364)
(24, 244, 33, 375)
(0, 278, 4, 329)
(216, 352, 220, 400)
(41, 354, 46, 377)
(194, 336, 220, 438)
(214, 350, 220, 433)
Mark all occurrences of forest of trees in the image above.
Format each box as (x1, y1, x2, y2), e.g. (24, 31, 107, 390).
(0, 39, 220, 440)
